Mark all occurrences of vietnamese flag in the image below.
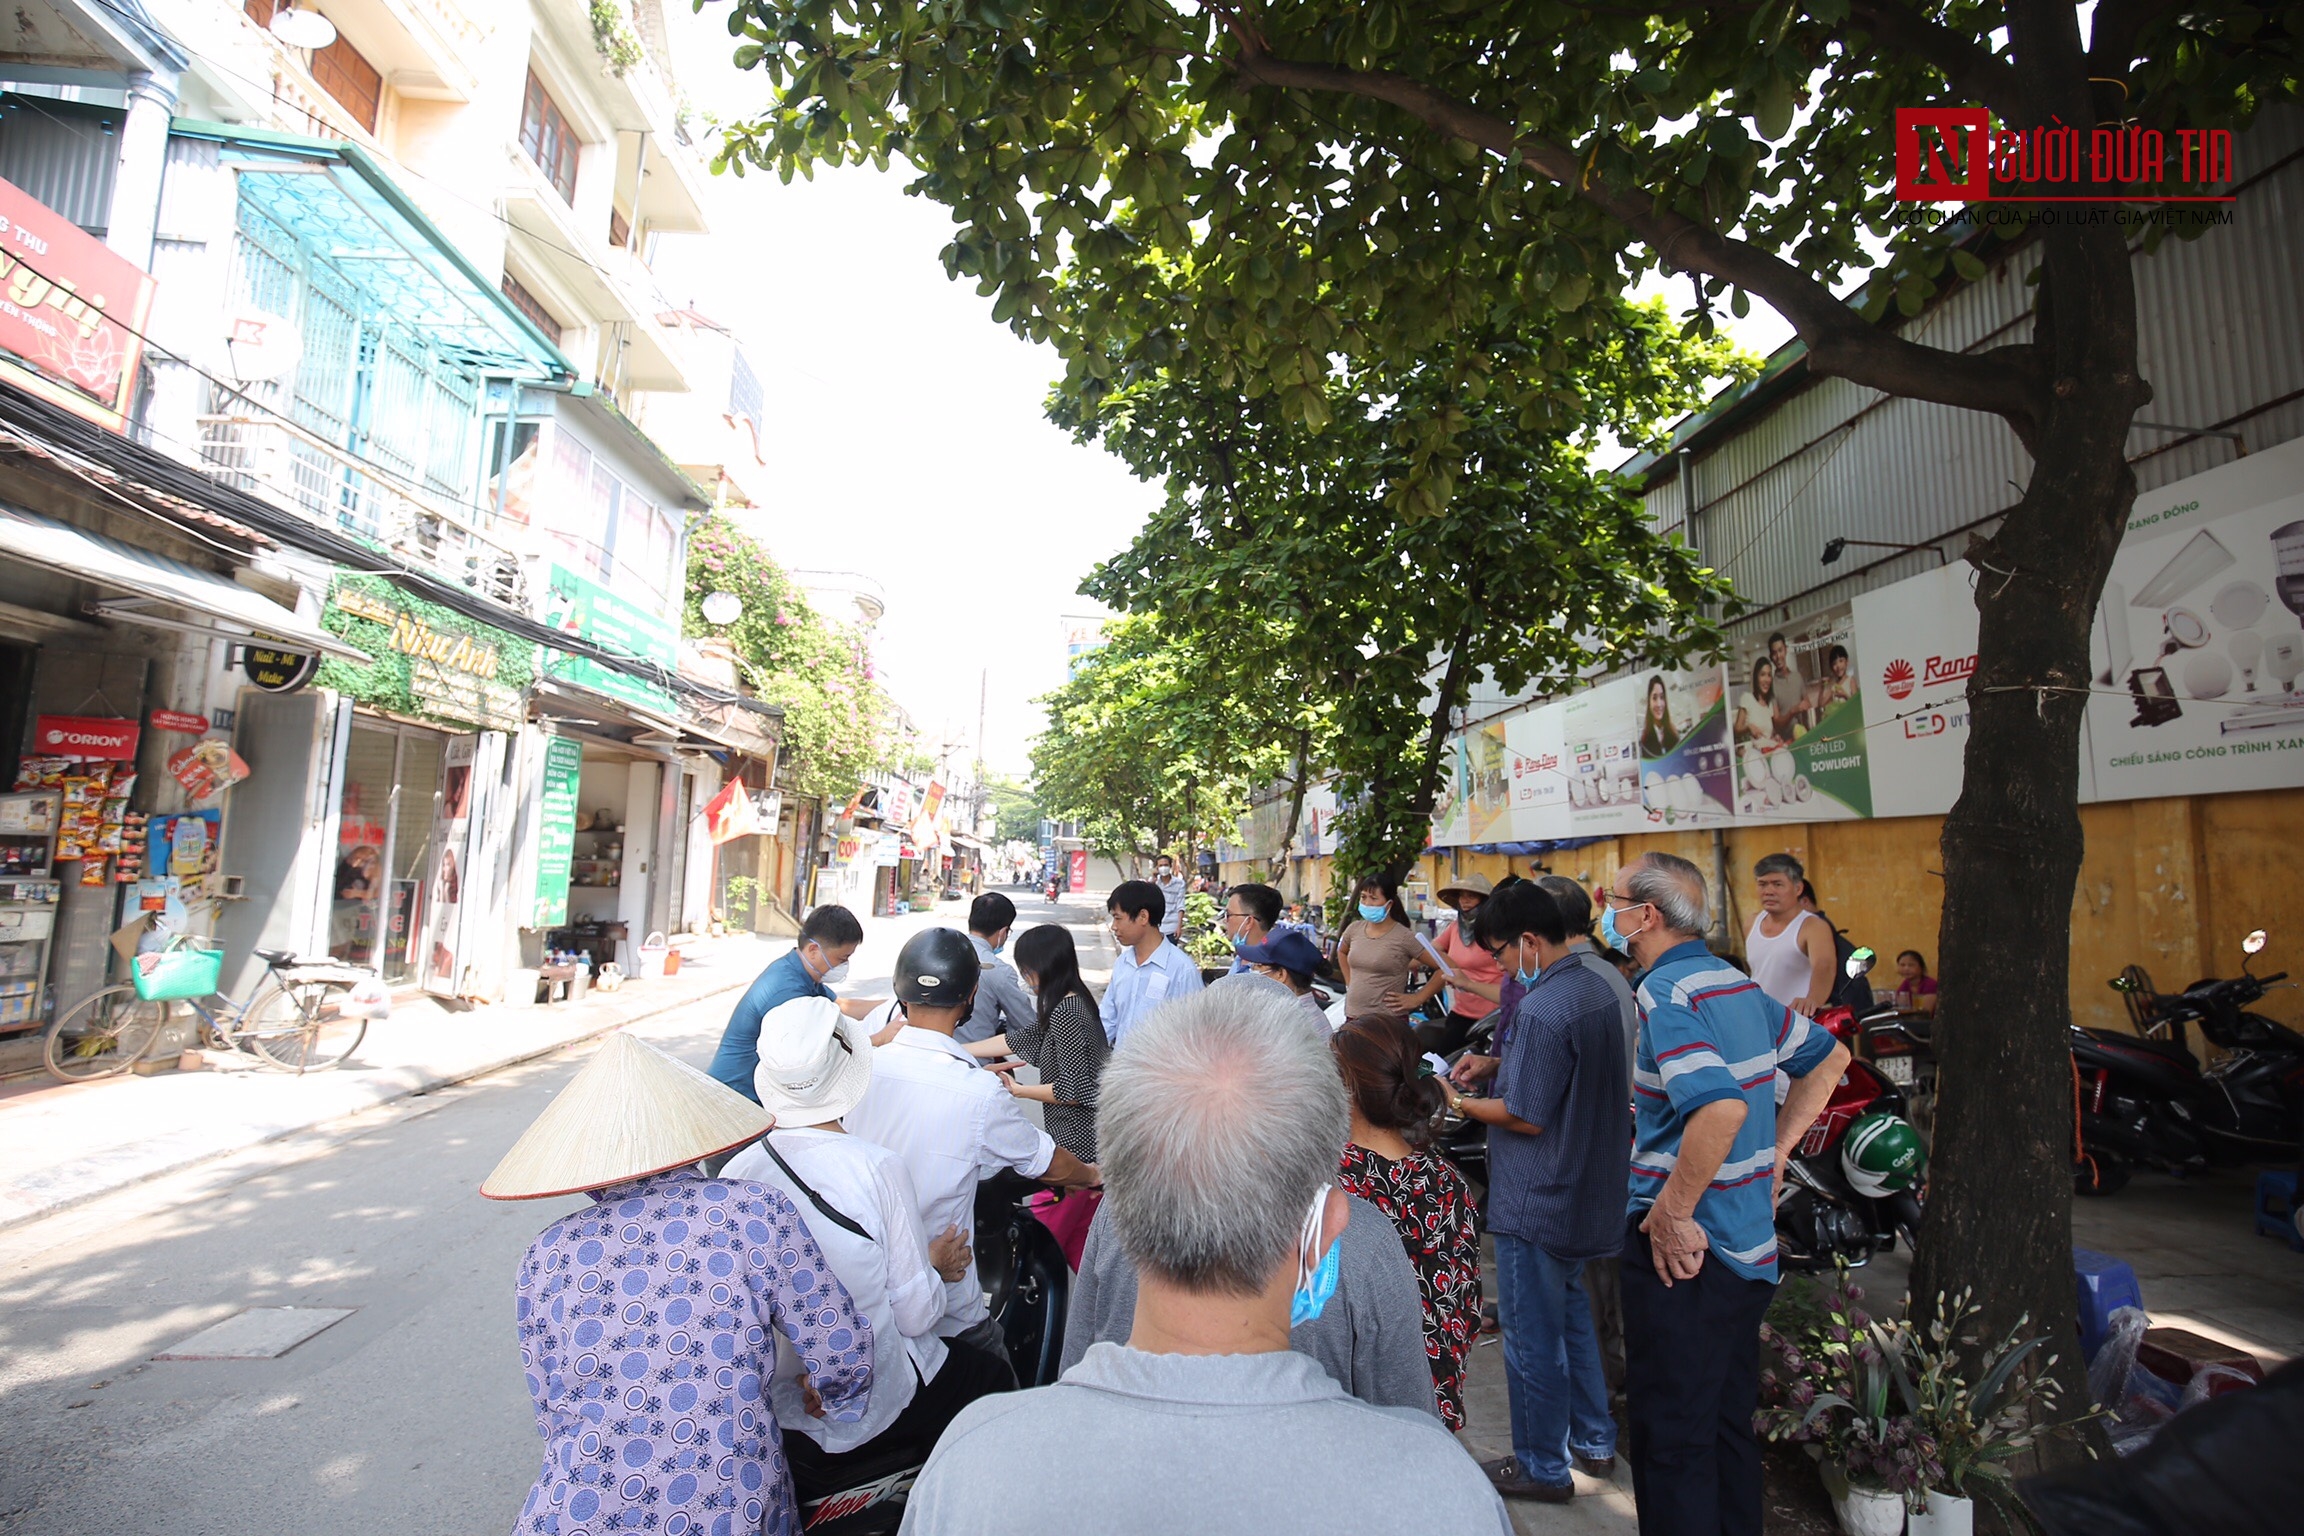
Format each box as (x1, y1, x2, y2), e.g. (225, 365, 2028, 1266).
(702, 778, 760, 844)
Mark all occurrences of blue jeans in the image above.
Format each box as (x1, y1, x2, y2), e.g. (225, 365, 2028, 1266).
(1495, 1232, 1617, 1486)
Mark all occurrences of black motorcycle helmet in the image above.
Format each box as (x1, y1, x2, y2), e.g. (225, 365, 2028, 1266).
(893, 927, 980, 1007)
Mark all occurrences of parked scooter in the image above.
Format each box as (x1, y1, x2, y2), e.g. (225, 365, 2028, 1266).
(1775, 949, 1929, 1271)
(790, 1170, 1073, 1533)
(2074, 927, 2302, 1195)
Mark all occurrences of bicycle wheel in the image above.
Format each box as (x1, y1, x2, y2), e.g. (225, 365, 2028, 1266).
(242, 975, 367, 1073)
(44, 986, 170, 1082)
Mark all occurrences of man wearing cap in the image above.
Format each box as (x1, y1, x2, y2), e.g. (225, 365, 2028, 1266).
(1237, 929, 1336, 1032)
(1389, 872, 1505, 1055)
(845, 929, 1099, 1374)
(486, 1033, 874, 1536)
(726, 998, 1014, 1506)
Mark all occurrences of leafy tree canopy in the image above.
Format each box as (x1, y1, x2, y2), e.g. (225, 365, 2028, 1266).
(685, 514, 896, 802)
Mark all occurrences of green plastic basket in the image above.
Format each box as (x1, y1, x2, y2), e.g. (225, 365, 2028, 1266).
(132, 942, 223, 1002)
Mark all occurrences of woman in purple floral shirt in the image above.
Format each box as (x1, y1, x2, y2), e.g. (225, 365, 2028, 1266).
(487, 1034, 873, 1536)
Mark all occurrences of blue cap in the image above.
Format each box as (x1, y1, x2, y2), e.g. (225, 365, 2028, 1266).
(1238, 930, 1324, 981)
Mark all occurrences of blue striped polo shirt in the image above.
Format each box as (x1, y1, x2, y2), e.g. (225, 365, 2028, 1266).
(1626, 939, 1839, 1280)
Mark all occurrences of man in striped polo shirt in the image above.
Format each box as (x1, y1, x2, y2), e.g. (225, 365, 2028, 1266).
(1602, 853, 1848, 1536)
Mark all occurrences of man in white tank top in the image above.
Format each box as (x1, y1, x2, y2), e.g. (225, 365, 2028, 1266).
(1745, 853, 1835, 1016)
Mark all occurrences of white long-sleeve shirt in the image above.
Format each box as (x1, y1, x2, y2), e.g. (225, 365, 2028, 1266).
(726, 1125, 950, 1453)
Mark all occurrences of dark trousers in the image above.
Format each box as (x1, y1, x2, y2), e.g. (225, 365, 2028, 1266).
(784, 1338, 1013, 1500)
(1620, 1217, 1777, 1536)
(1414, 1008, 1488, 1056)
(1582, 1255, 1627, 1396)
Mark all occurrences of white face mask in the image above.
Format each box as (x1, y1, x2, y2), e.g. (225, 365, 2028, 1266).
(820, 960, 851, 986)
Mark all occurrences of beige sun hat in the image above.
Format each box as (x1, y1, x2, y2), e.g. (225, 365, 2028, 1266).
(481, 1032, 771, 1200)
(1437, 871, 1496, 903)
(753, 996, 874, 1128)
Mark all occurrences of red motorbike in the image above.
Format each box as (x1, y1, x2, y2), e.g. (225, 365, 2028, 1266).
(1775, 951, 1929, 1270)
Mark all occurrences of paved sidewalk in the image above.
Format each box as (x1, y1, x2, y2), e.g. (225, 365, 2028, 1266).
(0, 931, 782, 1232)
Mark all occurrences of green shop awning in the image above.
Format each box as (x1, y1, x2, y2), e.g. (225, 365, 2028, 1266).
(171, 118, 574, 379)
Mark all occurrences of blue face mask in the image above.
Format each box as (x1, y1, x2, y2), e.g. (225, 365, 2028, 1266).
(1356, 902, 1389, 924)
(1600, 899, 1647, 953)
(1513, 940, 1541, 986)
(1291, 1187, 1342, 1327)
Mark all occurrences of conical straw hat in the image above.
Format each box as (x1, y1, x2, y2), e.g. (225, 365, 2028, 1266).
(481, 1032, 772, 1200)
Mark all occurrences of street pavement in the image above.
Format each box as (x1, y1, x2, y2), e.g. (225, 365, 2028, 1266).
(0, 884, 2290, 1535)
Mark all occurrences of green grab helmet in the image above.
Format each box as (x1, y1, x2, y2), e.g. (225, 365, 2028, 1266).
(1841, 1111, 1926, 1198)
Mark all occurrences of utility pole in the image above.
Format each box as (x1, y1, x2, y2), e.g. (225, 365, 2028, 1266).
(973, 668, 988, 833)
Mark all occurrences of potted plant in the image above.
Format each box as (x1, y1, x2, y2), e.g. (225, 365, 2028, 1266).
(723, 875, 762, 932)
(1901, 1289, 2097, 1535)
(1757, 1270, 1940, 1536)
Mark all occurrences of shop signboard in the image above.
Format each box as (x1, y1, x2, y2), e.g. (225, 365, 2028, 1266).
(1501, 703, 1571, 840)
(1853, 565, 1983, 819)
(541, 563, 678, 713)
(149, 710, 208, 734)
(244, 647, 317, 693)
(1561, 675, 1649, 833)
(32, 715, 138, 761)
(318, 576, 531, 732)
(1731, 604, 1874, 822)
(531, 736, 583, 928)
(424, 735, 479, 995)
(1067, 848, 1089, 893)
(2084, 437, 2304, 802)
(0, 174, 158, 433)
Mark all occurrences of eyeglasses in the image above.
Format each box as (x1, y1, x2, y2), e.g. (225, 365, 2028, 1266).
(1601, 890, 1644, 908)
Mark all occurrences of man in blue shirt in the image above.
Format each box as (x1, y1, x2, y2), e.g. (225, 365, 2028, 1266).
(957, 891, 1036, 1045)
(1220, 882, 1281, 974)
(1604, 853, 1848, 1536)
(1444, 881, 1629, 1503)
(1102, 879, 1205, 1045)
(707, 904, 881, 1101)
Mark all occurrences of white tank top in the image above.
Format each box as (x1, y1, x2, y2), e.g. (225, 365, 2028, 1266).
(1746, 909, 1819, 1012)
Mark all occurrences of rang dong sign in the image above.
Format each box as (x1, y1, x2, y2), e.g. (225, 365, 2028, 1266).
(0, 175, 157, 433)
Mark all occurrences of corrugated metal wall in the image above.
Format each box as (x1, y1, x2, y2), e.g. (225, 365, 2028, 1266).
(1637, 103, 2304, 637)
(0, 92, 122, 235)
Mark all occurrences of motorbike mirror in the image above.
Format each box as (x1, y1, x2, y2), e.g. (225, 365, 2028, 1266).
(2109, 974, 2140, 993)
(1846, 946, 1876, 979)
(2243, 928, 2268, 956)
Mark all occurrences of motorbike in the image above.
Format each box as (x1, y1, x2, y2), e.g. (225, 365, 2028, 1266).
(2074, 926, 2302, 1195)
(1774, 949, 1929, 1271)
(790, 1171, 1073, 1533)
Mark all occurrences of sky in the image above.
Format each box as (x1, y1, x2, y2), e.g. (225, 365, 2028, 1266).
(656, 7, 1793, 778)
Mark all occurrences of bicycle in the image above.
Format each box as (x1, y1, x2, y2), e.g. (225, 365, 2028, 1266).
(44, 940, 372, 1083)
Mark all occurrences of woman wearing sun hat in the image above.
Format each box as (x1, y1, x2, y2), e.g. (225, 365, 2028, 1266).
(483, 1031, 874, 1536)
(1388, 871, 1506, 1055)
(724, 997, 1015, 1505)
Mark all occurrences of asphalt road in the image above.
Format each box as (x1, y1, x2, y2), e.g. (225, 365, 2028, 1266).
(0, 889, 1117, 1536)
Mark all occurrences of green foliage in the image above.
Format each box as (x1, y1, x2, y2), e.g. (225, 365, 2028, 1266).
(723, 874, 762, 924)
(1179, 889, 1231, 965)
(588, 0, 645, 75)
(982, 772, 1043, 844)
(685, 515, 894, 802)
(1031, 613, 1304, 866)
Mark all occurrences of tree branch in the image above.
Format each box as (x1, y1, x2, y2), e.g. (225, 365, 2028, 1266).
(1844, 0, 2023, 117)
(2087, 0, 2184, 76)
(1228, 51, 2043, 427)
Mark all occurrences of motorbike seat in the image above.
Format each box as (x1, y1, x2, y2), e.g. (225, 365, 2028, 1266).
(2078, 1026, 2198, 1069)
(787, 1425, 933, 1509)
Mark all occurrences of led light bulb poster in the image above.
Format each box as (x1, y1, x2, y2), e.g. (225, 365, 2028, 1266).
(2087, 437, 2304, 801)
(1732, 603, 1874, 821)
(1635, 666, 1735, 826)
(1502, 701, 1571, 840)
(1853, 563, 1984, 819)
(1561, 674, 1649, 833)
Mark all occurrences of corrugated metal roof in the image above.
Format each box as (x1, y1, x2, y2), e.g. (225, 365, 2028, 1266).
(0, 93, 122, 235)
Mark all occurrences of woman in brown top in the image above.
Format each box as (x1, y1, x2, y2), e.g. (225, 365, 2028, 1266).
(1337, 871, 1422, 1018)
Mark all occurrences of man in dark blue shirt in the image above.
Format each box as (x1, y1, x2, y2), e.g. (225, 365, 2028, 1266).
(708, 904, 875, 1101)
(1445, 881, 1631, 1504)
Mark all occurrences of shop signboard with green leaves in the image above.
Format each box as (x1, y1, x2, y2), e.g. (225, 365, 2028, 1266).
(542, 564, 678, 714)
(316, 575, 533, 731)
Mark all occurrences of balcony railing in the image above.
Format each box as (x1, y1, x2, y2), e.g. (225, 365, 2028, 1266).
(195, 410, 530, 608)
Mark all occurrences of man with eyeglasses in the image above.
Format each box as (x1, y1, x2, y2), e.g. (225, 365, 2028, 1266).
(1605, 853, 1848, 1536)
(1439, 880, 1628, 1504)
(1219, 882, 1281, 973)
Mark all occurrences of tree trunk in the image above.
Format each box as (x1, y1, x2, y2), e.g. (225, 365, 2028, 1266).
(1268, 726, 1314, 884)
(1910, 218, 2145, 1454)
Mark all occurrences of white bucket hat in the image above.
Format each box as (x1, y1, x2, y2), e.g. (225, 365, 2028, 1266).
(481, 1032, 771, 1200)
(753, 996, 874, 1128)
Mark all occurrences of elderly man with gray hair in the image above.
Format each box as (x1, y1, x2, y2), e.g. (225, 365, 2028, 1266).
(899, 987, 1510, 1536)
(1605, 852, 1849, 1536)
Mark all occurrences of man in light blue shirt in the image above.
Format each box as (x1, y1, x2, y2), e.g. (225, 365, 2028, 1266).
(1151, 855, 1188, 940)
(957, 891, 1036, 1045)
(1103, 879, 1205, 1046)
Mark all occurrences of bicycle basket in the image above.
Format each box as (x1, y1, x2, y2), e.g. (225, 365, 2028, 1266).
(132, 938, 224, 1002)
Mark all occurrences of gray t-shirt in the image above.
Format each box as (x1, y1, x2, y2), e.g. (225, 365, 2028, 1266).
(1059, 1195, 1439, 1419)
(900, 1343, 1511, 1536)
